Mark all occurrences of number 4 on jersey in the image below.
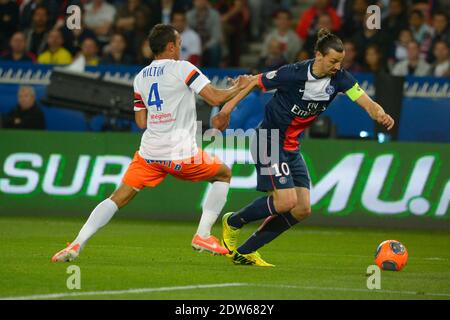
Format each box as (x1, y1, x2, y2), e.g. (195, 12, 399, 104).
(147, 83, 164, 111)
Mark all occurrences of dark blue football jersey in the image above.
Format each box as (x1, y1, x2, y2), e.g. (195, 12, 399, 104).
(258, 59, 362, 151)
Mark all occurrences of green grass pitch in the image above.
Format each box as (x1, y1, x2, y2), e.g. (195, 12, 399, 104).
(0, 215, 449, 300)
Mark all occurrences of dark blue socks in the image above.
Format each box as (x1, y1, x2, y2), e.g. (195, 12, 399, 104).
(227, 195, 301, 254)
(237, 212, 299, 254)
(228, 196, 277, 229)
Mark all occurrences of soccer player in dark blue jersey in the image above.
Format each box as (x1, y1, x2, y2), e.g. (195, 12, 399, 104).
(212, 29, 395, 266)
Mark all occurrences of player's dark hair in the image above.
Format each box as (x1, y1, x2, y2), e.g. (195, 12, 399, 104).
(148, 24, 177, 56)
(314, 28, 344, 56)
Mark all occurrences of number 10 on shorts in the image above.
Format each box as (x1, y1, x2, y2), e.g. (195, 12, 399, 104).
(272, 162, 290, 177)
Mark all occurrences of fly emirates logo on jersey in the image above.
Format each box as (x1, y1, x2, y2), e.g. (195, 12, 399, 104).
(291, 102, 327, 118)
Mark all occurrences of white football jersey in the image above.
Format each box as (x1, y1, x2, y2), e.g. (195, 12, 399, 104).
(133, 59, 210, 160)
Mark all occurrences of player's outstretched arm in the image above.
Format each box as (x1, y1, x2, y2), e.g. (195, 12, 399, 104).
(355, 92, 395, 131)
(199, 75, 253, 106)
(222, 75, 259, 114)
(211, 76, 259, 131)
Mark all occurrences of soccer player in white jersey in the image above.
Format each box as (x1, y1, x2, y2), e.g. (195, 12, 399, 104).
(52, 24, 251, 262)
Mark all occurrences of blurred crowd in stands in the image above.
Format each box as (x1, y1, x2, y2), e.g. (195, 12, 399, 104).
(0, 0, 448, 76)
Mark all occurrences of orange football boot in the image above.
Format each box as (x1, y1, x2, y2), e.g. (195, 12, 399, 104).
(51, 243, 81, 262)
(191, 234, 229, 255)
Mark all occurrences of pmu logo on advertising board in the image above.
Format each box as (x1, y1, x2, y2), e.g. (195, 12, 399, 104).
(0, 150, 448, 218)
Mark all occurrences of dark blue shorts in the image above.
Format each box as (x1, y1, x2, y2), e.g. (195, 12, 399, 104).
(251, 130, 311, 192)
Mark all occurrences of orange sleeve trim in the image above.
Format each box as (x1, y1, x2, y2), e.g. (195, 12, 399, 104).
(185, 69, 197, 84)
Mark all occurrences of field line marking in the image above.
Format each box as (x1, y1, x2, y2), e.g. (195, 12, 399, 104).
(2, 282, 450, 300)
(251, 284, 450, 297)
(0, 283, 246, 300)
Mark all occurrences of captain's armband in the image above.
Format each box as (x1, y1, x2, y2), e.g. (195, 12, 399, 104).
(345, 83, 365, 101)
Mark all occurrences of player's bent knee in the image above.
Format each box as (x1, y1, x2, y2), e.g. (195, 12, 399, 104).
(221, 166, 232, 182)
(274, 197, 298, 213)
(291, 206, 312, 221)
(212, 165, 231, 183)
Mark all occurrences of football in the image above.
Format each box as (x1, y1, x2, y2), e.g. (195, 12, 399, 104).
(375, 240, 408, 271)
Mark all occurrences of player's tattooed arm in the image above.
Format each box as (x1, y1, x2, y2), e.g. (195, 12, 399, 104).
(199, 75, 253, 106)
(355, 92, 395, 131)
(135, 109, 147, 129)
(211, 76, 259, 131)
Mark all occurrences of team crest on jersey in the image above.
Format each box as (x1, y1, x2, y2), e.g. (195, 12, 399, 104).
(279, 177, 287, 185)
(325, 85, 335, 95)
(266, 71, 277, 79)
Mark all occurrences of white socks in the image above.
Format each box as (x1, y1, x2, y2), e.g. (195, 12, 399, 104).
(72, 182, 229, 249)
(73, 198, 118, 250)
(197, 181, 230, 238)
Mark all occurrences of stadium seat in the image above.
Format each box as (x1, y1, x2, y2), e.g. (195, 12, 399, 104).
(0, 86, 20, 114)
(41, 106, 88, 131)
(89, 114, 143, 133)
(89, 114, 106, 132)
